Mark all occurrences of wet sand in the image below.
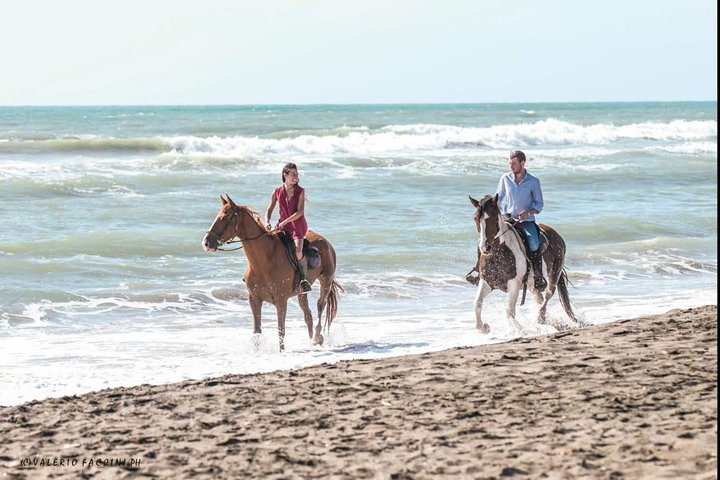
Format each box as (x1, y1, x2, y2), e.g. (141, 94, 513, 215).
(1, 305, 716, 479)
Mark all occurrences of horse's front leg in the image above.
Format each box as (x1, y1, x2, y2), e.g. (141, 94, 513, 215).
(297, 293, 316, 341)
(248, 293, 263, 334)
(474, 280, 492, 334)
(275, 299, 288, 351)
(506, 278, 524, 333)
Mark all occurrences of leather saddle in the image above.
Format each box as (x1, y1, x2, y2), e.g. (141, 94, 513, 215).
(277, 232, 322, 270)
(506, 219, 548, 255)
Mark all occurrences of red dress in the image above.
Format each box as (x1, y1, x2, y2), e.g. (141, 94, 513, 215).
(274, 185, 308, 240)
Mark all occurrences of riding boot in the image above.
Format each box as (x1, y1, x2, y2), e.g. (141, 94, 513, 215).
(298, 256, 312, 292)
(529, 249, 547, 291)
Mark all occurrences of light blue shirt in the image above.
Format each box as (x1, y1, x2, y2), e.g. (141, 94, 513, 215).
(495, 171, 544, 221)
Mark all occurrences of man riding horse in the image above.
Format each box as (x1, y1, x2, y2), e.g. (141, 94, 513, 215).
(492, 150, 547, 291)
(467, 151, 577, 331)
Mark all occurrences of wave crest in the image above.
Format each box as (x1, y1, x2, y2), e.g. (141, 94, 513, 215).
(166, 119, 717, 158)
(0, 136, 168, 155)
(2, 119, 715, 159)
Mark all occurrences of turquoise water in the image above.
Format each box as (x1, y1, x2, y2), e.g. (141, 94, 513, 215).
(0, 102, 716, 405)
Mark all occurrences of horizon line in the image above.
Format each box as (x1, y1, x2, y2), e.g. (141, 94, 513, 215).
(0, 100, 717, 108)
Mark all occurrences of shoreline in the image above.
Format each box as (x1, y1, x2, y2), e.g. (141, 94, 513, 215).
(1, 305, 716, 478)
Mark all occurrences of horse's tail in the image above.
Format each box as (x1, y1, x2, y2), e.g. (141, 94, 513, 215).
(557, 269, 578, 322)
(324, 279, 344, 331)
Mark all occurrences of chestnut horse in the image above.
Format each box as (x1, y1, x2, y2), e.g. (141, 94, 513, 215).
(468, 194, 577, 333)
(202, 195, 342, 351)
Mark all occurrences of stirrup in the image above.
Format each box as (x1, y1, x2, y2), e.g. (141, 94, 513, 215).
(300, 279, 312, 292)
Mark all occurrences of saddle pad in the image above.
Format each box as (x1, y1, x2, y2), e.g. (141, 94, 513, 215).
(305, 246, 321, 269)
(279, 233, 321, 269)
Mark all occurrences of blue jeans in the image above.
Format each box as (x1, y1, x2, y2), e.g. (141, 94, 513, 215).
(516, 221, 540, 252)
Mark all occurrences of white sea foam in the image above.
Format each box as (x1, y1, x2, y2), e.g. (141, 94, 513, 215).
(1, 119, 714, 186)
(645, 141, 718, 155)
(160, 119, 717, 159)
(2, 279, 713, 407)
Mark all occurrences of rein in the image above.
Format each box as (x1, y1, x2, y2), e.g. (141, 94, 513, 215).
(206, 230, 268, 251)
(493, 221, 515, 241)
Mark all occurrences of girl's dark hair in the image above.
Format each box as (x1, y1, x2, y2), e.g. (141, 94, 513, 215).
(281, 162, 308, 201)
(282, 162, 298, 182)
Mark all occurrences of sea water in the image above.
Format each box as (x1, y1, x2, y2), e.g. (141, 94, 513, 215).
(0, 103, 716, 405)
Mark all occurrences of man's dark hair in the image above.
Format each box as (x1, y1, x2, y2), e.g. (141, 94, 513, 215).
(510, 150, 526, 163)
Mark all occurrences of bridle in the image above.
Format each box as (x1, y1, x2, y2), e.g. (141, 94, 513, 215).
(477, 205, 513, 254)
(206, 207, 269, 251)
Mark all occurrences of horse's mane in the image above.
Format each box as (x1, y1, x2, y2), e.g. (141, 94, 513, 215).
(238, 206, 268, 231)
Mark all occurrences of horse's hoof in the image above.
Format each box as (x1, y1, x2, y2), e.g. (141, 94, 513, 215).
(477, 323, 491, 334)
(313, 334, 324, 346)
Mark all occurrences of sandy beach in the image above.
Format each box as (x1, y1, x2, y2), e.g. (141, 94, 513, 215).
(1, 305, 716, 479)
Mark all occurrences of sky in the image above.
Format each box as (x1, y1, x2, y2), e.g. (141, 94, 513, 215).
(0, 0, 716, 105)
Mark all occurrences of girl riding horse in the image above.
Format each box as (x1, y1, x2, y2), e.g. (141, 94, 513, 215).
(264, 162, 312, 293)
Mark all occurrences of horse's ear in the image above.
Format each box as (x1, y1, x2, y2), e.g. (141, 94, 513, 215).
(220, 195, 228, 206)
(225, 194, 237, 208)
(469, 196, 480, 208)
(493, 193, 499, 203)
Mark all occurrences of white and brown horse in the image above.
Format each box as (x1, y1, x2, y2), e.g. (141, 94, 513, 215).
(202, 195, 342, 351)
(468, 194, 577, 333)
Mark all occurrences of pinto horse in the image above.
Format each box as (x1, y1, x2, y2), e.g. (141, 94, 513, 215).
(468, 194, 577, 333)
(202, 195, 342, 351)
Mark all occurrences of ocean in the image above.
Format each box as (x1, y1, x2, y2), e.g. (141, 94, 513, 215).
(0, 102, 716, 406)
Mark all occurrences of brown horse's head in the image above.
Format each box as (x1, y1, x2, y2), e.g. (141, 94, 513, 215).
(202, 194, 241, 252)
(469, 194, 503, 254)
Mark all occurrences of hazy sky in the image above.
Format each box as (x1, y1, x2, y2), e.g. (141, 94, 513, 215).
(1, 0, 716, 105)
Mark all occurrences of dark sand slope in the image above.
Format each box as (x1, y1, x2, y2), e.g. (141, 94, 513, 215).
(1, 305, 716, 479)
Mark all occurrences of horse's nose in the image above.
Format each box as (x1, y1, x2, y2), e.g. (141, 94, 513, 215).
(202, 233, 216, 252)
(479, 241, 491, 255)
